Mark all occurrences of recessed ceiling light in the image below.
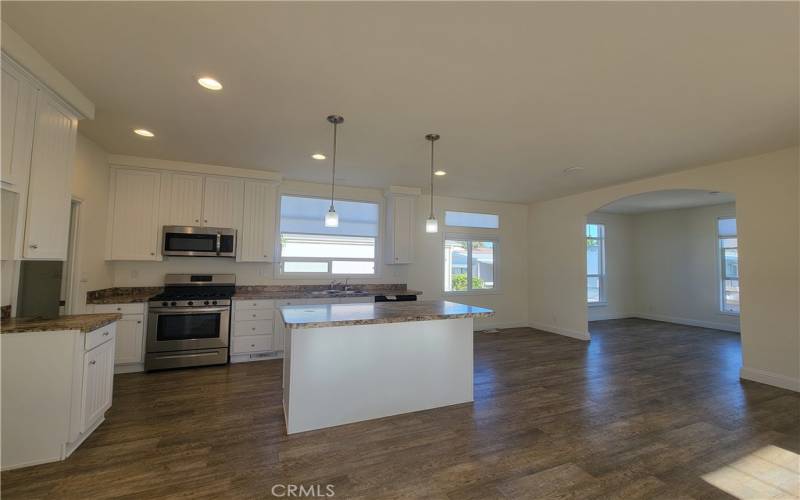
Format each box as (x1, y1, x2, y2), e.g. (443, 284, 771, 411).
(312, 153, 327, 160)
(563, 166, 584, 175)
(197, 77, 223, 91)
(133, 128, 155, 138)
(434, 170, 447, 176)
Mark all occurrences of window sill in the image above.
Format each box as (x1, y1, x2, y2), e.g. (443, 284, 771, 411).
(588, 302, 608, 308)
(444, 289, 502, 297)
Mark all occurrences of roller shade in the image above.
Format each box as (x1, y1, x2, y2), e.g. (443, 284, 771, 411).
(280, 195, 379, 237)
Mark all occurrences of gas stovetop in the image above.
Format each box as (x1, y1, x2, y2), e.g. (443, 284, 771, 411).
(149, 274, 236, 308)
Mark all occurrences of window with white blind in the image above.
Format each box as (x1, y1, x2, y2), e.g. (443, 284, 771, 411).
(278, 195, 379, 276)
(718, 217, 739, 314)
(586, 223, 606, 304)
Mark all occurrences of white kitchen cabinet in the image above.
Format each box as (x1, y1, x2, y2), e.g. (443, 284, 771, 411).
(1, 322, 116, 470)
(106, 168, 162, 260)
(166, 173, 204, 226)
(203, 176, 243, 228)
(81, 338, 114, 432)
(22, 91, 78, 260)
(385, 194, 416, 264)
(1, 61, 37, 191)
(113, 315, 145, 365)
(231, 299, 280, 363)
(239, 180, 278, 262)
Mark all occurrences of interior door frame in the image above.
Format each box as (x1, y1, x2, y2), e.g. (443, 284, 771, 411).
(62, 197, 82, 314)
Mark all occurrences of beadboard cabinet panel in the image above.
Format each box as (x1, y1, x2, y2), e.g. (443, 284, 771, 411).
(239, 180, 278, 262)
(107, 169, 162, 260)
(1, 63, 37, 191)
(203, 176, 243, 228)
(166, 173, 204, 226)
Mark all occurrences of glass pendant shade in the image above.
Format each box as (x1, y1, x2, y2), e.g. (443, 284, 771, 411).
(325, 207, 339, 228)
(425, 216, 438, 233)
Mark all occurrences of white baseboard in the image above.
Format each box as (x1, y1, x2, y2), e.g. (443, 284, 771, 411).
(527, 321, 590, 341)
(477, 321, 529, 331)
(740, 367, 800, 392)
(114, 363, 144, 374)
(588, 311, 634, 321)
(633, 312, 740, 333)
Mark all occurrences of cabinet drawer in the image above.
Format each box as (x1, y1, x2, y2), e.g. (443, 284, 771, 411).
(85, 324, 116, 351)
(90, 303, 145, 315)
(275, 299, 308, 307)
(237, 308, 273, 321)
(233, 335, 273, 354)
(234, 299, 274, 310)
(233, 320, 274, 336)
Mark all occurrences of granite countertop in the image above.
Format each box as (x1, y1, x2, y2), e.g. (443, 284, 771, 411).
(279, 300, 494, 329)
(1, 313, 122, 334)
(233, 288, 423, 300)
(86, 285, 421, 304)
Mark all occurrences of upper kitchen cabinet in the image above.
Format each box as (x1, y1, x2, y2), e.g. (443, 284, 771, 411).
(165, 173, 204, 226)
(203, 176, 243, 228)
(22, 88, 79, 260)
(239, 180, 278, 262)
(1, 61, 37, 192)
(106, 168, 162, 261)
(162, 173, 242, 229)
(384, 187, 420, 265)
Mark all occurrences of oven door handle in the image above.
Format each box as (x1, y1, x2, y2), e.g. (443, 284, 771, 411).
(149, 306, 230, 315)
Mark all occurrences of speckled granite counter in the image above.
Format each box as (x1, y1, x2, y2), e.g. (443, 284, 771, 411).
(86, 285, 421, 304)
(1, 313, 122, 334)
(280, 300, 493, 329)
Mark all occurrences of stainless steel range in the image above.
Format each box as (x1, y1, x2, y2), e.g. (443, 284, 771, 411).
(145, 274, 235, 371)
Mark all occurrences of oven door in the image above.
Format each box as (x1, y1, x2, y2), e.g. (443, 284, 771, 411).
(147, 306, 230, 353)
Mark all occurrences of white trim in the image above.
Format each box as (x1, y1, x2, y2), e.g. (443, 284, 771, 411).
(385, 185, 422, 197)
(528, 320, 590, 341)
(1, 25, 94, 119)
(588, 311, 634, 321)
(633, 312, 740, 332)
(477, 321, 529, 330)
(443, 233, 500, 294)
(114, 363, 144, 374)
(740, 367, 800, 392)
(108, 155, 282, 182)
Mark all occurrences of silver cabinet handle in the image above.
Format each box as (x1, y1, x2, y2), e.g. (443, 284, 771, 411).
(150, 252, 155, 256)
(250, 344, 255, 347)
(204, 219, 208, 223)
(89, 360, 96, 365)
(195, 219, 199, 223)
(29, 244, 38, 249)
(103, 331, 110, 336)
(116, 307, 122, 311)
(252, 314, 257, 318)
(137, 320, 142, 324)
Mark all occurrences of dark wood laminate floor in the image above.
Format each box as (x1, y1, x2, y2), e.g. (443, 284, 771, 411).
(2, 319, 798, 499)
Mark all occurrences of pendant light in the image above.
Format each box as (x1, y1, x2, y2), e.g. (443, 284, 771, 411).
(324, 114, 344, 227)
(425, 133, 440, 233)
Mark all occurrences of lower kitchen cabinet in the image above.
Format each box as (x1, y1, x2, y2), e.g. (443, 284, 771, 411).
(1, 322, 117, 470)
(230, 299, 281, 363)
(87, 303, 146, 372)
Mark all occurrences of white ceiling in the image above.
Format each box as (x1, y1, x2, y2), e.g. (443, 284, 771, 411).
(2, 2, 797, 203)
(597, 189, 735, 215)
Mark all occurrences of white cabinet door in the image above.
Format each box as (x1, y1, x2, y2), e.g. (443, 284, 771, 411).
(203, 176, 242, 228)
(239, 180, 277, 262)
(23, 93, 77, 260)
(114, 316, 144, 364)
(166, 173, 204, 226)
(273, 317, 285, 352)
(108, 169, 162, 260)
(81, 338, 115, 433)
(1, 63, 37, 190)
(386, 195, 415, 264)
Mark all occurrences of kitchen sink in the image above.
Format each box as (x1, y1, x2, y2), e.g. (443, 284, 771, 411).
(310, 290, 369, 297)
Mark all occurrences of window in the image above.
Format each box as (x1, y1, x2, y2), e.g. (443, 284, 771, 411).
(278, 195, 379, 276)
(718, 217, 739, 314)
(586, 223, 605, 304)
(445, 211, 500, 229)
(444, 238, 497, 292)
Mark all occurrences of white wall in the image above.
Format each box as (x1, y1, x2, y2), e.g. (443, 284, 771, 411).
(529, 147, 799, 391)
(406, 195, 530, 330)
(70, 133, 114, 311)
(586, 212, 636, 321)
(632, 202, 739, 331)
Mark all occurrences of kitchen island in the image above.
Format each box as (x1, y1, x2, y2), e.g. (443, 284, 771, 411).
(279, 300, 493, 434)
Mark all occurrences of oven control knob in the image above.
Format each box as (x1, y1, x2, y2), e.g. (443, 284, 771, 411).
(162, 301, 168, 306)
(187, 301, 194, 306)
(204, 300, 210, 305)
(170, 301, 177, 306)
(212, 300, 218, 305)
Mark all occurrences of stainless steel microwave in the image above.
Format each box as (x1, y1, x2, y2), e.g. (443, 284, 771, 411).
(162, 226, 237, 257)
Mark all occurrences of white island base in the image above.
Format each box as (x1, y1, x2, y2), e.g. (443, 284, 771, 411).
(283, 317, 474, 434)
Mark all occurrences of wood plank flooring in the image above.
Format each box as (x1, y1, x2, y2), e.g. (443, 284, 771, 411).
(2, 319, 798, 499)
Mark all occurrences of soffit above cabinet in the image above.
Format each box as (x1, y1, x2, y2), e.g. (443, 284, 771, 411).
(108, 155, 282, 183)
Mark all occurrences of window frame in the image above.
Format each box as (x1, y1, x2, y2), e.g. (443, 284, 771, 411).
(275, 194, 382, 279)
(444, 210, 501, 229)
(716, 216, 739, 316)
(586, 223, 607, 306)
(443, 233, 500, 295)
